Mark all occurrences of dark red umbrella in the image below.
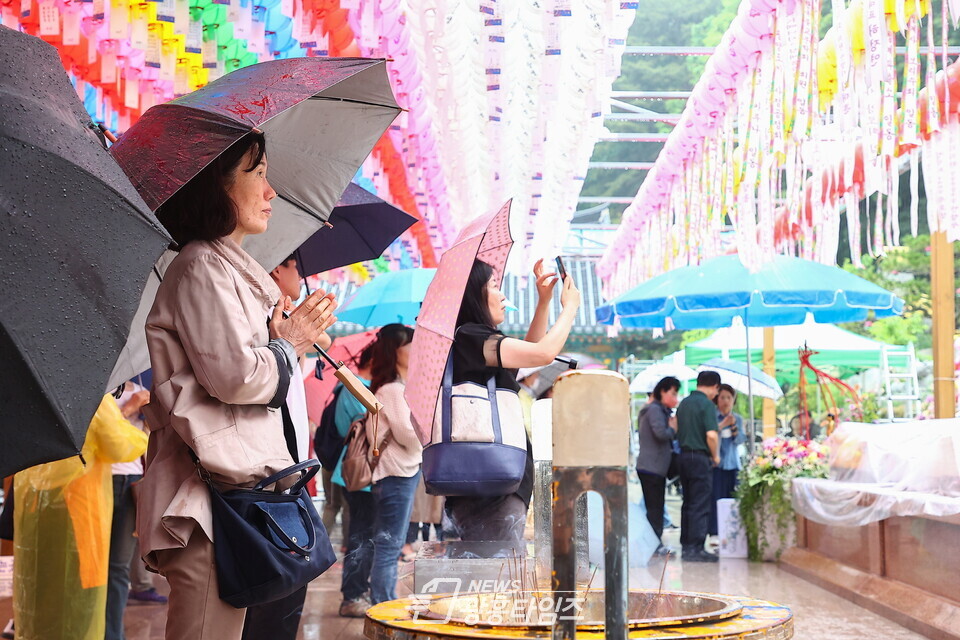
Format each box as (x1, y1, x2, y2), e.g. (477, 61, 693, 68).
(106, 57, 400, 389)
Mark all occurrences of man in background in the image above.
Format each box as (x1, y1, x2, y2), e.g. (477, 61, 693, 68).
(675, 370, 721, 562)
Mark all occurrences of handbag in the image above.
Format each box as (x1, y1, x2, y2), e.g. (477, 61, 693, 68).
(193, 456, 337, 608)
(422, 352, 527, 497)
(340, 412, 391, 492)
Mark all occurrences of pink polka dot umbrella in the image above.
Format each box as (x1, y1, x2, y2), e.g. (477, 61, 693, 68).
(404, 200, 514, 445)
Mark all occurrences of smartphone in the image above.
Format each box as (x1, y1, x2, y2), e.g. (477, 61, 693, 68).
(555, 256, 568, 281)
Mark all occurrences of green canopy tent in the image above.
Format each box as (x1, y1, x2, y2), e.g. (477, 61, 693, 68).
(684, 318, 910, 383)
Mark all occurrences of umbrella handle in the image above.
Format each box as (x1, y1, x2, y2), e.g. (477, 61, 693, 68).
(97, 123, 117, 143)
(280, 311, 382, 415)
(334, 365, 383, 415)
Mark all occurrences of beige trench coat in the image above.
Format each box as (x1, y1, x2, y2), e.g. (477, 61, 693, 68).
(137, 238, 294, 568)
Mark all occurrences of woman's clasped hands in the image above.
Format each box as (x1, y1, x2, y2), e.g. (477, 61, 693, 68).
(270, 290, 338, 356)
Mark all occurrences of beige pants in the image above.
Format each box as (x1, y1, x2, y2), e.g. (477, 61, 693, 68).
(154, 529, 246, 640)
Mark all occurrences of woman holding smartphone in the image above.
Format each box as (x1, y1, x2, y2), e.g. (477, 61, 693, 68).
(709, 383, 746, 536)
(444, 257, 580, 546)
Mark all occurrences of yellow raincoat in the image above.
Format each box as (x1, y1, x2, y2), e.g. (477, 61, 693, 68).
(13, 394, 148, 640)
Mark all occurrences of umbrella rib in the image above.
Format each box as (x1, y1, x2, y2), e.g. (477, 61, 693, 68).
(276, 193, 329, 223)
(308, 96, 404, 111)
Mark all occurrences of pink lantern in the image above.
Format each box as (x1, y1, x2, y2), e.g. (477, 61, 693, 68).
(699, 78, 729, 108)
(728, 29, 762, 67)
(738, 3, 773, 38)
(703, 59, 735, 92)
(712, 42, 745, 80)
(750, 0, 780, 14)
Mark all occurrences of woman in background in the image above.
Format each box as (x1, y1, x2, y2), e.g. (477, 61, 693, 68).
(366, 324, 422, 604)
(635, 376, 681, 556)
(709, 383, 745, 536)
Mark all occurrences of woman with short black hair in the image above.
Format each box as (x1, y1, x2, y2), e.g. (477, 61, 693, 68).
(636, 376, 681, 556)
(139, 132, 337, 640)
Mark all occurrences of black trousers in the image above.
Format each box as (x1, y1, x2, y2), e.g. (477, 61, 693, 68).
(678, 451, 713, 550)
(637, 471, 666, 541)
(241, 585, 308, 640)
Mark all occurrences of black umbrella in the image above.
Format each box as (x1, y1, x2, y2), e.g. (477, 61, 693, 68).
(295, 183, 418, 278)
(0, 27, 172, 477)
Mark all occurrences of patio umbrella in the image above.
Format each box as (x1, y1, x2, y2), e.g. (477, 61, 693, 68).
(696, 359, 783, 401)
(596, 255, 904, 330)
(406, 200, 514, 444)
(294, 183, 418, 277)
(0, 28, 171, 476)
(106, 57, 400, 389)
(628, 363, 697, 394)
(596, 254, 903, 447)
(336, 268, 436, 327)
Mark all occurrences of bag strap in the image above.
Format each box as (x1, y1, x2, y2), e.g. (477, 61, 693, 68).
(259, 502, 315, 557)
(187, 447, 319, 494)
(440, 346, 502, 445)
(441, 350, 454, 443)
(254, 459, 320, 492)
(487, 373, 502, 444)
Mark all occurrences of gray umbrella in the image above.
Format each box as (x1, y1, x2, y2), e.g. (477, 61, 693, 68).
(0, 27, 172, 476)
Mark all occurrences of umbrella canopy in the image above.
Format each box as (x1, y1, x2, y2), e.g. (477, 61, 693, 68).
(335, 268, 436, 327)
(517, 356, 579, 397)
(303, 329, 378, 425)
(406, 200, 514, 444)
(697, 358, 784, 401)
(684, 317, 907, 381)
(597, 255, 904, 329)
(295, 183, 418, 277)
(107, 57, 399, 389)
(0, 28, 171, 476)
(629, 363, 697, 394)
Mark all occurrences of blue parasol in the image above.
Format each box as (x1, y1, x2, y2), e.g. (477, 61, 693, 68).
(596, 255, 904, 330)
(596, 255, 904, 447)
(336, 268, 436, 327)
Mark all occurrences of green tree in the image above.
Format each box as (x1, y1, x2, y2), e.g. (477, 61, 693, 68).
(580, 0, 724, 219)
(839, 234, 960, 349)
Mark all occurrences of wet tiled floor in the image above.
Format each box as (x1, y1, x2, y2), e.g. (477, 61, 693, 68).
(0, 495, 931, 639)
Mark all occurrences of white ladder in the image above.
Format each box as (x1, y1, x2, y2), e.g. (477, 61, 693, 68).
(880, 343, 921, 420)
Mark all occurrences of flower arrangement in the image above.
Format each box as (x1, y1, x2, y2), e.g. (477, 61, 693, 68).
(736, 437, 829, 561)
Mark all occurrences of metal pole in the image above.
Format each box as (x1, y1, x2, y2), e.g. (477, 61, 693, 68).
(745, 318, 755, 453)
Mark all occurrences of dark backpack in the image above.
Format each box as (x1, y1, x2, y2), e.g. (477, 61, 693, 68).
(314, 386, 346, 469)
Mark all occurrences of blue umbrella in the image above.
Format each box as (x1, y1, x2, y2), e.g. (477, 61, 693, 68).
(596, 255, 903, 447)
(295, 183, 418, 277)
(336, 268, 436, 327)
(596, 255, 904, 329)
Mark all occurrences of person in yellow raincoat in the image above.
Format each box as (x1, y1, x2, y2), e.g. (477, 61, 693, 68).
(13, 394, 148, 640)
